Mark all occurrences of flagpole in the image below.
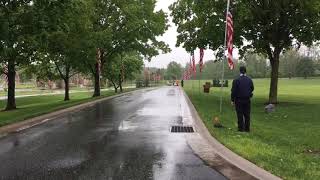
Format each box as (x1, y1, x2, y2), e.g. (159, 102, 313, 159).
(220, 0, 231, 114)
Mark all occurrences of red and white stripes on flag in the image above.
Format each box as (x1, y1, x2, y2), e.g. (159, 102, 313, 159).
(226, 11, 234, 70)
(183, 72, 188, 80)
(199, 48, 204, 72)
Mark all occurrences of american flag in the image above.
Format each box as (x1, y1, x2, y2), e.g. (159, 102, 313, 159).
(226, 11, 234, 70)
(183, 72, 187, 80)
(186, 71, 191, 80)
(199, 48, 204, 72)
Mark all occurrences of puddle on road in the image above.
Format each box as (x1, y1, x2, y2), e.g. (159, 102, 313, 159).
(167, 89, 176, 96)
(49, 156, 88, 169)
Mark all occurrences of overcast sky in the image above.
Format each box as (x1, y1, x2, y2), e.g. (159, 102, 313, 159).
(144, 0, 215, 68)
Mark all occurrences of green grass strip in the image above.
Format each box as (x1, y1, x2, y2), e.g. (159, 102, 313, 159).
(0, 89, 136, 127)
(184, 78, 320, 180)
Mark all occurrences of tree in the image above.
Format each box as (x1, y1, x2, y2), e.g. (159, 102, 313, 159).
(170, 0, 320, 103)
(244, 53, 268, 78)
(296, 57, 315, 79)
(34, 0, 93, 101)
(198, 60, 239, 80)
(166, 61, 183, 80)
(103, 52, 143, 93)
(23, 53, 60, 86)
(0, 0, 35, 110)
(279, 50, 301, 78)
(86, 0, 170, 97)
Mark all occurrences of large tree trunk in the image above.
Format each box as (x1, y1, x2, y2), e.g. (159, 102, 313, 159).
(269, 55, 280, 104)
(93, 63, 100, 97)
(93, 48, 102, 97)
(110, 80, 118, 93)
(119, 74, 123, 93)
(64, 66, 70, 101)
(64, 78, 70, 101)
(5, 59, 16, 111)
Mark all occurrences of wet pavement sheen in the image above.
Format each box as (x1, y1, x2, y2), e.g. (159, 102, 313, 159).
(0, 87, 227, 180)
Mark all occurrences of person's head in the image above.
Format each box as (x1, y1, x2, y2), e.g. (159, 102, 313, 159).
(239, 66, 247, 74)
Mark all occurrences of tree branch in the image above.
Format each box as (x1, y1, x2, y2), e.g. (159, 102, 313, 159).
(265, 44, 274, 62)
(110, 78, 119, 89)
(53, 61, 66, 80)
(70, 71, 78, 78)
(79, 56, 95, 75)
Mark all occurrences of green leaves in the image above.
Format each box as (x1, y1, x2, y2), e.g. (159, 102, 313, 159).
(1, 0, 170, 100)
(166, 61, 183, 80)
(171, 0, 320, 102)
(171, 0, 320, 57)
(103, 51, 144, 86)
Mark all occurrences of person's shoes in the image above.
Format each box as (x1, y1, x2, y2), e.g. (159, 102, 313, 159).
(238, 129, 244, 132)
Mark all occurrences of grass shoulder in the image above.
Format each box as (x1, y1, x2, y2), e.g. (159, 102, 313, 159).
(0, 88, 136, 127)
(184, 78, 320, 180)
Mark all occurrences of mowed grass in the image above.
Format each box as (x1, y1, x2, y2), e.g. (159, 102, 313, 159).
(0, 89, 135, 127)
(184, 78, 320, 180)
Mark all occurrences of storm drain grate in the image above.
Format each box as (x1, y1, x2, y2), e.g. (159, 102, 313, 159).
(171, 126, 194, 133)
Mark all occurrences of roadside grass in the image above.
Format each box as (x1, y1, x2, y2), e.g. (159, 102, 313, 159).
(0, 90, 57, 97)
(184, 78, 320, 180)
(0, 88, 104, 97)
(0, 88, 136, 127)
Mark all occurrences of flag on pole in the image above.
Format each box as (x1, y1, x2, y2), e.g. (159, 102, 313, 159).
(226, 11, 234, 70)
(199, 48, 204, 72)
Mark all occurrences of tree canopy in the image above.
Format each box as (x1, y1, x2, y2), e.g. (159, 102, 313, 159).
(0, 0, 170, 110)
(170, 0, 320, 103)
(166, 61, 183, 80)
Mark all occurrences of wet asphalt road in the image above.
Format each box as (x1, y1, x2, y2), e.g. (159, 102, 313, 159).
(0, 87, 227, 180)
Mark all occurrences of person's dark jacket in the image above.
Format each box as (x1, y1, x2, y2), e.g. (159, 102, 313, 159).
(231, 75, 254, 102)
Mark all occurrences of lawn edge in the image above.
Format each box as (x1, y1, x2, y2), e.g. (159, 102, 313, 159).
(0, 88, 156, 138)
(182, 89, 282, 180)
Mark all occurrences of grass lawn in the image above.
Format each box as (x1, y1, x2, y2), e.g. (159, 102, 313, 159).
(0, 88, 99, 97)
(184, 78, 320, 180)
(0, 90, 58, 97)
(0, 88, 136, 127)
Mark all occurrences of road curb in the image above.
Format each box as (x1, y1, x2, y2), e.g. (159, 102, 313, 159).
(0, 88, 156, 137)
(182, 90, 282, 180)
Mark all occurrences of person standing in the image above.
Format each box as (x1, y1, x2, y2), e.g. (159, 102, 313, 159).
(231, 66, 254, 132)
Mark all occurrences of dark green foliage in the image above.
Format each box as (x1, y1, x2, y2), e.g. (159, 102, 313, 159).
(296, 57, 315, 79)
(1, 0, 169, 107)
(170, 0, 320, 103)
(103, 52, 144, 92)
(165, 61, 183, 80)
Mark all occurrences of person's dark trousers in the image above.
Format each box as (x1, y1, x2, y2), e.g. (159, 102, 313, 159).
(235, 99, 251, 132)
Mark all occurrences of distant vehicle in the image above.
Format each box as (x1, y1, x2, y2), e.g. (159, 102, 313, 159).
(167, 80, 179, 86)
